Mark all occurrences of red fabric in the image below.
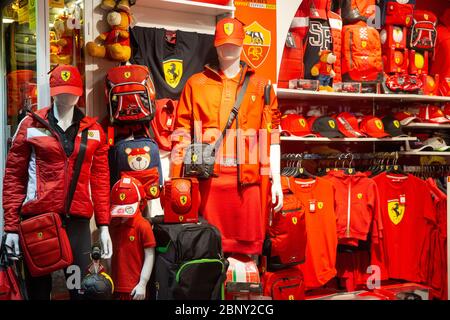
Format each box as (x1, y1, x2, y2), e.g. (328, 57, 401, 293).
(372, 173, 437, 283)
(425, 179, 447, 300)
(336, 250, 371, 292)
(2, 107, 111, 232)
(199, 167, 263, 255)
(262, 266, 305, 300)
(110, 214, 156, 293)
(289, 177, 338, 289)
(431, 23, 450, 91)
(323, 171, 383, 245)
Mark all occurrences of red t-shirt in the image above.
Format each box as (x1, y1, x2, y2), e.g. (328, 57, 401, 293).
(288, 176, 338, 289)
(110, 215, 156, 293)
(372, 173, 437, 283)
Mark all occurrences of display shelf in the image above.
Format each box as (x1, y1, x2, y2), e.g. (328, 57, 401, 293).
(404, 123, 450, 130)
(137, 0, 235, 15)
(281, 137, 417, 143)
(399, 151, 450, 156)
(276, 88, 450, 103)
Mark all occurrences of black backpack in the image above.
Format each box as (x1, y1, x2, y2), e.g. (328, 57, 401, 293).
(150, 217, 228, 300)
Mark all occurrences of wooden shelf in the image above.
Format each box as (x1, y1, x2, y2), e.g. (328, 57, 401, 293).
(399, 151, 450, 156)
(277, 88, 450, 103)
(404, 123, 450, 130)
(136, 0, 235, 15)
(281, 137, 417, 142)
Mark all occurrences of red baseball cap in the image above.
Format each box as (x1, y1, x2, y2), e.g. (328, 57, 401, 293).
(110, 176, 145, 218)
(394, 111, 421, 126)
(49, 65, 83, 97)
(418, 105, 450, 123)
(281, 114, 316, 137)
(335, 112, 366, 138)
(215, 18, 245, 47)
(170, 179, 195, 215)
(360, 116, 390, 138)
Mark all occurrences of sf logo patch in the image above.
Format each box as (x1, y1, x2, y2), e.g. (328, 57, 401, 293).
(292, 217, 298, 225)
(224, 23, 234, 36)
(317, 202, 324, 210)
(192, 154, 198, 163)
(394, 120, 400, 128)
(150, 186, 159, 197)
(328, 120, 336, 129)
(299, 119, 306, 127)
(61, 71, 71, 82)
(124, 72, 131, 79)
(119, 193, 126, 201)
(163, 59, 183, 89)
(180, 196, 188, 206)
(375, 120, 383, 130)
(388, 200, 405, 225)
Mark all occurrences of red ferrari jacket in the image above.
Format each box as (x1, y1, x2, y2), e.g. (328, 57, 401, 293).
(3, 107, 111, 233)
(324, 171, 383, 244)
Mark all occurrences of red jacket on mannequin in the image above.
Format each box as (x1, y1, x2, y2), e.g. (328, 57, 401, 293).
(2, 107, 111, 233)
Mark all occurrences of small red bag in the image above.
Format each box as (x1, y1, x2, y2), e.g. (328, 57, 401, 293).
(262, 267, 305, 300)
(18, 213, 73, 277)
(0, 239, 24, 300)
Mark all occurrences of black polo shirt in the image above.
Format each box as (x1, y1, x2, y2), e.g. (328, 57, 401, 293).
(48, 106, 85, 157)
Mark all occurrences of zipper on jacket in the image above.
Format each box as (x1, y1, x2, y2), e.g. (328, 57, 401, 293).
(346, 181, 352, 237)
(349, 31, 354, 70)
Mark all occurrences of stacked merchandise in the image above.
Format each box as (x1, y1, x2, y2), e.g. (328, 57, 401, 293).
(279, 154, 448, 298)
(281, 0, 448, 97)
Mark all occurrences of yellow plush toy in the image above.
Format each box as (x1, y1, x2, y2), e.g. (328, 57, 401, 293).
(86, 11, 131, 62)
(50, 15, 74, 65)
(101, 0, 136, 13)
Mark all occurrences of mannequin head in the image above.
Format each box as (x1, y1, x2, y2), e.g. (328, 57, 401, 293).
(54, 93, 80, 108)
(214, 18, 245, 77)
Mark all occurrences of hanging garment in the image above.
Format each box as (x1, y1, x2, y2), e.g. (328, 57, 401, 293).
(372, 173, 437, 283)
(130, 27, 218, 100)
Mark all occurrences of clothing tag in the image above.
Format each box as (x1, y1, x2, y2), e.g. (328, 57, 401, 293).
(309, 200, 316, 213)
(400, 194, 406, 205)
(285, 32, 296, 48)
(166, 118, 173, 127)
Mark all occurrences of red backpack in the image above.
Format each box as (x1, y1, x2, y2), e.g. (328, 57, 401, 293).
(262, 267, 305, 300)
(105, 64, 156, 125)
(264, 179, 307, 270)
(342, 23, 383, 82)
(382, 0, 415, 27)
(409, 11, 437, 52)
(341, 0, 376, 25)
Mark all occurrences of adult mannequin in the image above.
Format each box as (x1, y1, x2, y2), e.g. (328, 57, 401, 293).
(2, 65, 112, 300)
(171, 18, 283, 255)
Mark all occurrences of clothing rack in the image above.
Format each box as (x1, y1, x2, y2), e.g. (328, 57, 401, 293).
(281, 152, 400, 161)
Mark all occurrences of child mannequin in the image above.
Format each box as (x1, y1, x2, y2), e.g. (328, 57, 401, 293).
(109, 176, 156, 300)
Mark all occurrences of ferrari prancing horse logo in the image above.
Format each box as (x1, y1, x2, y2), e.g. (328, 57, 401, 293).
(61, 71, 71, 82)
(163, 59, 183, 89)
(119, 193, 126, 201)
(124, 72, 131, 79)
(388, 200, 405, 225)
(180, 196, 188, 206)
(224, 23, 234, 36)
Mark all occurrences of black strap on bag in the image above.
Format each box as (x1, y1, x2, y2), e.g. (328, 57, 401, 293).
(25, 107, 89, 221)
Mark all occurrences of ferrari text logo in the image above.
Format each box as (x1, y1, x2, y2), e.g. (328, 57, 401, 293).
(243, 21, 271, 69)
(388, 200, 405, 225)
(120, 193, 126, 201)
(61, 71, 71, 82)
(124, 72, 131, 79)
(224, 23, 234, 36)
(163, 59, 183, 89)
(180, 196, 188, 206)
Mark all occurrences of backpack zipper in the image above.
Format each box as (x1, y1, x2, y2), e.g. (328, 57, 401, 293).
(271, 276, 302, 298)
(175, 259, 224, 283)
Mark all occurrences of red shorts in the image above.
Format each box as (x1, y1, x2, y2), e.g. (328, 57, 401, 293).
(199, 166, 263, 255)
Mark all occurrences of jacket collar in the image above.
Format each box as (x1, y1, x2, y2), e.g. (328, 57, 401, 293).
(205, 61, 254, 83)
(34, 106, 98, 131)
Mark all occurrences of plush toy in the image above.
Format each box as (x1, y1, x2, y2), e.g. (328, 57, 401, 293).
(311, 50, 337, 92)
(101, 0, 136, 13)
(50, 15, 74, 65)
(86, 11, 131, 62)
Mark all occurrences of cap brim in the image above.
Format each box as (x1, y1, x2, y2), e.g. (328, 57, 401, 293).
(429, 117, 450, 124)
(385, 129, 406, 137)
(319, 131, 344, 138)
(338, 128, 366, 138)
(400, 117, 421, 126)
(214, 38, 244, 47)
(365, 131, 391, 138)
(413, 145, 435, 152)
(111, 203, 139, 217)
(51, 86, 83, 97)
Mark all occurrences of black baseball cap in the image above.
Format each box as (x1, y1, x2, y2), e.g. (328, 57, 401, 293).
(309, 116, 344, 138)
(382, 115, 408, 137)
